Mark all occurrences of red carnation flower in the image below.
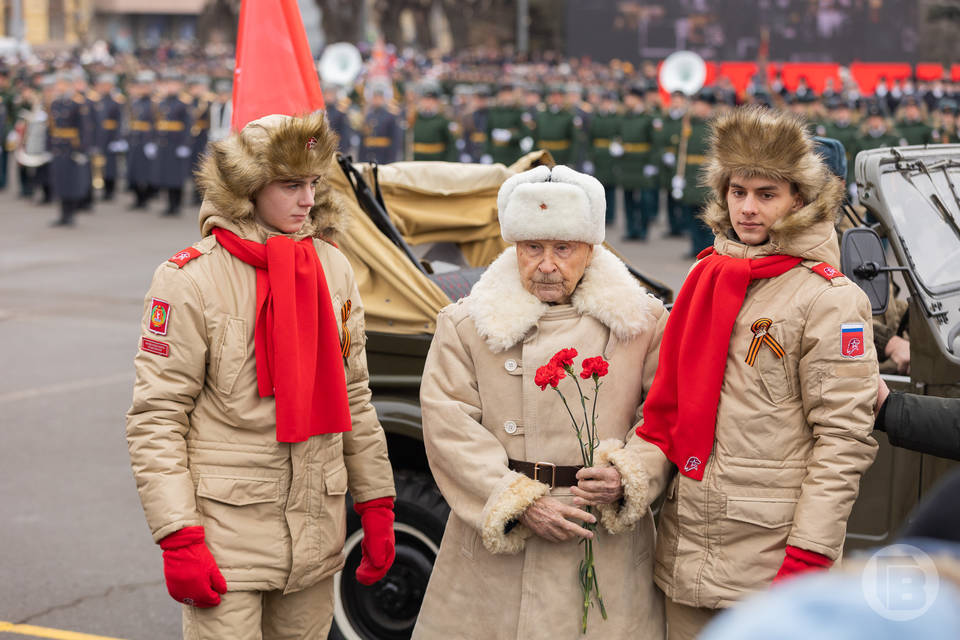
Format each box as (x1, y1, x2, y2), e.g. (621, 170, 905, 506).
(535, 363, 565, 390)
(549, 348, 579, 370)
(580, 356, 610, 379)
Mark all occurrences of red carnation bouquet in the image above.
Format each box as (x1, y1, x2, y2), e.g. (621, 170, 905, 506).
(534, 348, 610, 633)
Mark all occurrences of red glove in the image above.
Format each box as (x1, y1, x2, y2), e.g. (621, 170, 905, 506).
(772, 545, 833, 584)
(354, 497, 396, 585)
(159, 526, 227, 607)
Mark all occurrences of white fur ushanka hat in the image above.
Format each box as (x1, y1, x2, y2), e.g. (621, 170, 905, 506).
(497, 165, 605, 245)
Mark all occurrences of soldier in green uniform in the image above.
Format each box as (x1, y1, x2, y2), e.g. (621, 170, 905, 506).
(652, 90, 688, 237)
(534, 85, 578, 166)
(678, 90, 714, 257)
(853, 103, 900, 159)
(931, 99, 959, 144)
(486, 83, 526, 166)
(895, 95, 933, 145)
(412, 87, 458, 161)
(823, 98, 860, 189)
(586, 89, 621, 225)
(620, 85, 659, 240)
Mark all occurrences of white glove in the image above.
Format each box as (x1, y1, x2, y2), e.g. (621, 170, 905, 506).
(6, 130, 19, 146)
(144, 142, 158, 159)
(671, 174, 685, 199)
(108, 139, 129, 153)
(455, 139, 466, 151)
(480, 154, 493, 164)
(71, 152, 89, 165)
(519, 136, 534, 152)
(643, 164, 659, 177)
(459, 153, 472, 163)
(582, 160, 595, 175)
(662, 151, 676, 166)
(491, 128, 512, 143)
(609, 141, 624, 157)
(175, 145, 191, 158)
(349, 134, 361, 150)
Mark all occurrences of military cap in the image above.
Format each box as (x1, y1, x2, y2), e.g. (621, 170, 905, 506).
(901, 94, 919, 107)
(187, 74, 210, 86)
(160, 69, 183, 82)
(421, 84, 441, 98)
(547, 84, 566, 95)
(939, 98, 957, 113)
(865, 102, 885, 117)
(694, 87, 716, 104)
(497, 82, 514, 93)
(134, 70, 157, 84)
(96, 72, 117, 85)
(644, 79, 661, 93)
(627, 84, 645, 98)
(605, 90, 620, 101)
(213, 78, 232, 93)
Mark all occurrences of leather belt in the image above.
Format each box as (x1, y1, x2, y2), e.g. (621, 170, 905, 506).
(508, 459, 582, 489)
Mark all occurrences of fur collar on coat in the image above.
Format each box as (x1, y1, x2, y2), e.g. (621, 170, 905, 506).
(465, 245, 662, 353)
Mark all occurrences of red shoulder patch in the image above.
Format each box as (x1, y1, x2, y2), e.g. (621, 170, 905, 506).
(169, 247, 201, 268)
(141, 337, 170, 357)
(810, 262, 844, 280)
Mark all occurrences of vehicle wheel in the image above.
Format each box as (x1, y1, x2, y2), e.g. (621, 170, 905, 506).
(330, 470, 449, 640)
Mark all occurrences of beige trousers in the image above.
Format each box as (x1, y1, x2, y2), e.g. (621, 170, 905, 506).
(182, 577, 334, 640)
(665, 598, 720, 640)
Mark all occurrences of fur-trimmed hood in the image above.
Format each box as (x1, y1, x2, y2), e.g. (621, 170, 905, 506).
(699, 106, 843, 249)
(195, 112, 348, 241)
(465, 245, 662, 353)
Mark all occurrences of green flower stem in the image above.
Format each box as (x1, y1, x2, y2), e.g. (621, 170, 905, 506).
(555, 388, 589, 466)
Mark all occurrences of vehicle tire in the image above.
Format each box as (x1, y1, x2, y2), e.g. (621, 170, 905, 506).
(330, 470, 450, 640)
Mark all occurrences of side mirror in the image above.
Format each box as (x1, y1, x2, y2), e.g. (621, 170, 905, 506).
(840, 227, 890, 315)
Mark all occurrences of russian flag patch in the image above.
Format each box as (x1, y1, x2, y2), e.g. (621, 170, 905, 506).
(841, 323, 865, 358)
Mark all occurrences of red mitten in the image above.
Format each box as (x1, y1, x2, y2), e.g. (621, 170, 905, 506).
(772, 545, 833, 584)
(159, 526, 228, 607)
(354, 497, 396, 585)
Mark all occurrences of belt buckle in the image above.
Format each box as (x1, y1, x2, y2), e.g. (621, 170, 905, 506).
(533, 461, 557, 489)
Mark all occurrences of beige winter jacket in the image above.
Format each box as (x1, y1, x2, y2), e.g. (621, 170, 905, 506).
(637, 192, 880, 609)
(413, 246, 668, 640)
(126, 201, 395, 595)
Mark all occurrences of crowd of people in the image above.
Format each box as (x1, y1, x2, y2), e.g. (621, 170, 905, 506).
(5, 44, 960, 246)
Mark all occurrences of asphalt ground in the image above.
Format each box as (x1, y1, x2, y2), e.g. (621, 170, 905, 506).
(0, 173, 695, 640)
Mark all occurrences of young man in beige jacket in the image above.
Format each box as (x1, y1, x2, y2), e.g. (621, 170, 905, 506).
(634, 106, 879, 639)
(126, 113, 396, 638)
(413, 165, 668, 639)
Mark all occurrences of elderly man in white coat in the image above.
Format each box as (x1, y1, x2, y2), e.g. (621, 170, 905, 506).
(412, 165, 668, 639)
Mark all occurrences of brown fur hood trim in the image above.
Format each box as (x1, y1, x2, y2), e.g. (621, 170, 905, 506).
(699, 106, 842, 246)
(195, 112, 348, 240)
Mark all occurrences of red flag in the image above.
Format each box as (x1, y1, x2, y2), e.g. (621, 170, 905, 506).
(232, 0, 325, 131)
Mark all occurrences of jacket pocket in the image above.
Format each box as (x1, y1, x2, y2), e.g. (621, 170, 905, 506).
(213, 316, 247, 395)
(725, 496, 797, 529)
(194, 472, 284, 570)
(309, 461, 348, 564)
(755, 323, 795, 404)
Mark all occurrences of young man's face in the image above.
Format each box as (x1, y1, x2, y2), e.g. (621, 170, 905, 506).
(726, 173, 802, 246)
(254, 176, 319, 234)
(516, 240, 593, 304)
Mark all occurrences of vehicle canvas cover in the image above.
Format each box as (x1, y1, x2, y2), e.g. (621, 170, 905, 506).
(329, 151, 553, 334)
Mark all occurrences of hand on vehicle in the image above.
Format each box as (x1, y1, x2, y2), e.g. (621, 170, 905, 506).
(571, 466, 623, 506)
(159, 526, 227, 608)
(772, 545, 832, 584)
(519, 496, 595, 543)
(885, 335, 910, 375)
(354, 497, 396, 585)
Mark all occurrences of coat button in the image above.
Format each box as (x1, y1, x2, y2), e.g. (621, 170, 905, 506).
(504, 420, 518, 434)
(504, 359, 518, 372)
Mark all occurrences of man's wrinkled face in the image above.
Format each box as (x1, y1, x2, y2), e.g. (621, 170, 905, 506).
(726, 173, 802, 246)
(517, 240, 593, 303)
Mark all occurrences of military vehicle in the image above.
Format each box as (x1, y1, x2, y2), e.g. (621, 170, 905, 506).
(326, 153, 670, 640)
(839, 144, 960, 556)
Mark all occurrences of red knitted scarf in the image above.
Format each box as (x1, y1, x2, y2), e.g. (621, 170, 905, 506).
(212, 227, 351, 442)
(636, 248, 801, 480)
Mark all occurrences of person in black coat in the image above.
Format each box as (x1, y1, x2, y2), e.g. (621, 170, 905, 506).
(875, 379, 960, 461)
